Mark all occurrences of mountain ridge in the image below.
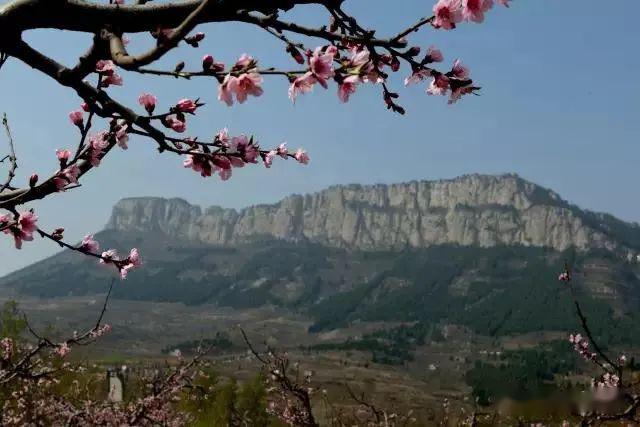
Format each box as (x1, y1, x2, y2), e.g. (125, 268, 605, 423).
(105, 173, 638, 253)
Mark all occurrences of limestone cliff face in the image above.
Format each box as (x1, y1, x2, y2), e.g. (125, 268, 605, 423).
(105, 174, 628, 252)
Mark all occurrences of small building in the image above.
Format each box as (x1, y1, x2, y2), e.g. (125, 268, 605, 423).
(106, 367, 126, 403)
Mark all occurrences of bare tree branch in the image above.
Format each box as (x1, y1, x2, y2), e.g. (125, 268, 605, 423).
(0, 114, 18, 194)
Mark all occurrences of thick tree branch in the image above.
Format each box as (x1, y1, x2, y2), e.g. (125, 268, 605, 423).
(107, 0, 211, 70)
(0, 0, 405, 48)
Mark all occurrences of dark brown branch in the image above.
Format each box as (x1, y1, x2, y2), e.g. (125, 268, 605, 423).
(240, 327, 319, 427)
(0, 0, 405, 49)
(240, 11, 406, 49)
(72, 76, 103, 161)
(392, 15, 435, 42)
(344, 384, 383, 423)
(134, 66, 306, 79)
(67, 34, 110, 80)
(239, 327, 268, 365)
(107, 0, 212, 70)
(0, 51, 8, 70)
(566, 266, 621, 376)
(0, 114, 18, 194)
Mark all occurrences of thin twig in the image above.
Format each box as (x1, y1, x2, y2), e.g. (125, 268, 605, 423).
(0, 113, 18, 194)
(565, 262, 621, 376)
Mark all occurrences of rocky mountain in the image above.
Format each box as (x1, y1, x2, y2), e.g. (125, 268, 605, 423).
(106, 174, 640, 253)
(3, 173, 640, 349)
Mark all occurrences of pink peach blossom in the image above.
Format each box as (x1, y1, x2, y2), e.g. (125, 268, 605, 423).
(55, 342, 71, 357)
(451, 59, 470, 79)
(234, 53, 255, 70)
(0, 213, 11, 226)
(231, 135, 259, 163)
(289, 72, 316, 102)
(448, 85, 475, 104)
(233, 73, 264, 104)
(138, 93, 157, 114)
(337, 75, 360, 103)
(229, 156, 245, 168)
(95, 60, 115, 75)
(348, 47, 371, 69)
(212, 155, 231, 171)
(18, 211, 38, 235)
(218, 75, 236, 106)
(119, 248, 142, 279)
(462, 0, 493, 23)
(89, 132, 109, 166)
(404, 69, 432, 86)
(100, 249, 118, 264)
(56, 149, 71, 162)
(165, 115, 186, 133)
(115, 120, 129, 149)
(3, 210, 38, 249)
(102, 72, 123, 87)
(53, 164, 81, 191)
(427, 74, 450, 96)
(309, 47, 335, 88)
(80, 234, 100, 253)
(263, 150, 276, 168)
(294, 149, 310, 165)
(217, 167, 232, 181)
(68, 110, 84, 127)
(0, 337, 12, 360)
(216, 128, 231, 147)
(184, 153, 213, 177)
(433, 0, 463, 30)
(202, 54, 225, 72)
(276, 142, 288, 159)
(176, 98, 198, 113)
(427, 46, 444, 63)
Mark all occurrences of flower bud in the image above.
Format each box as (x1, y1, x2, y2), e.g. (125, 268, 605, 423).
(407, 46, 421, 57)
(68, 110, 84, 128)
(202, 54, 214, 71)
(286, 45, 305, 65)
(51, 228, 65, 241)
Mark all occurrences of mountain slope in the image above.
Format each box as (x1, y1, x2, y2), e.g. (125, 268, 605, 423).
(3, 173, 640, 345)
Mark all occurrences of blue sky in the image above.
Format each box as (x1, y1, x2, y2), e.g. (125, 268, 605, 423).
(1, 0, 639, 276)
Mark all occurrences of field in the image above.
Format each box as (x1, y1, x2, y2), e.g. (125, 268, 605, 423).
(1, 290, 603, 424)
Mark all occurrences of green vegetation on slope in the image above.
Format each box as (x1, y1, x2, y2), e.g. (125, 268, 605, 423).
(464, 341, 577, 405)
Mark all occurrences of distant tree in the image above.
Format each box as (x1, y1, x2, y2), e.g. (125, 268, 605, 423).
(0, 300, 25, 341)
